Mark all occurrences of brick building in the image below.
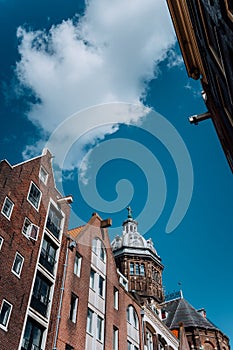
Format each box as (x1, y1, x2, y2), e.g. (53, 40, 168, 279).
(0, 151, 230, 350)
(0, 149, 72, 350)
(166, 0, 233, 171)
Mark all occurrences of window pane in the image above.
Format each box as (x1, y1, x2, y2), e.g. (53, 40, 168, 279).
(12, 253, 24, 276)
(87, 308, 93, 333)
(113, 327, 118, 350)
(114, 288, 119, 310)
(69, 294, 78, 323)
(90, 269, 95, 289)
(99, 275, 104, 297)
(130, 263, 134, 275)
(0, 300, 12, 327)
(74, 253, 82, 277)
(2, 197, 13, 218)
(97, 315, 103, 341)
(0, 236, 3, 250)
(135, 263, 140, 275)
(28, 183, 41, 209)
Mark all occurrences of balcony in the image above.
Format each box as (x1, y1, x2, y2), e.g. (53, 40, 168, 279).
(46, 217, 60, 239)
(21, 339, 42, 350)
(39, 248, 56, 274)
(30, 293, 50, 317)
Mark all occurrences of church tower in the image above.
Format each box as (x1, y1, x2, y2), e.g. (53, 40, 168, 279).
(111, 208, 164, 303)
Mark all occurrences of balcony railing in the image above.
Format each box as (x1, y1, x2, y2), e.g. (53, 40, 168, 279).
(21, 339, 42, 350)
(46, 217, 60, 239)
(39, 248, 56, 274)
(30, 293, 50, 317)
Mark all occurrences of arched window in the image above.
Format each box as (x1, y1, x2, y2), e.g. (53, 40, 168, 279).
(126, 305, 139, 329)
(146, 330, 153, 350)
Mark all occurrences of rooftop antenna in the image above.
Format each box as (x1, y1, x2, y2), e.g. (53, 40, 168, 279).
(178, 281, 183, 299)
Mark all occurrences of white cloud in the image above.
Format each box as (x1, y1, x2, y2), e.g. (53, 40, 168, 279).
(15, 0, 176, 161)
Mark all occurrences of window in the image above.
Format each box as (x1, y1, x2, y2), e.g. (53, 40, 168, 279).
(74, 252, 82, 277)
(46, 204, 63, 239)
(114, 287, 119, 310)
(0, 236, 3, 250)
(1, 197, 14, 219)
(31, 273, 51, 317)
(97, 315, 104, 342)
(146, 330, 153, 350)
(22, 218, 39, 240)
(140, 264, 145, 276)
(135, 263, 140, 275)
(113, 327, 118, 350)
(92, 238, 106, 262)
(98, 275, 105, 297)
(130, 262, 134, 275)
(65, 345, 74, 350)
(39, 166, 48, 184)
(27, 182, 41, 210)
(90, 269, 96, 290)
(39, 237, 57, 274)
(12, 252, 24, 277)
(127, 306, 138, 329)
(0, 299, 12, 330)
(127, 340, 132, 350)
(69, 293, 78, 323)
(21, 317, 44, 350)
(87, 308, 94, 334)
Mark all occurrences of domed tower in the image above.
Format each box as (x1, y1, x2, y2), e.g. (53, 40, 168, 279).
(111, 207, 164, 303)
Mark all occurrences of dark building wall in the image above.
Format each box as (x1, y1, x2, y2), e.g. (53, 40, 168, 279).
(54, 214, 143, 350)
(0, 150, 70, 350)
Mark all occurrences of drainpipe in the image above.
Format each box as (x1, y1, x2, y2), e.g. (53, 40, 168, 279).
(140, 309, 145, 349)
(52, 238, 70, 350)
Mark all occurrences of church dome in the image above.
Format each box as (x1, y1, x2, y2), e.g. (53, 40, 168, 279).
(111, 207, 158, 256)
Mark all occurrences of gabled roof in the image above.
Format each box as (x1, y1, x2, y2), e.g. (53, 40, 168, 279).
(162, 297, 218, 331)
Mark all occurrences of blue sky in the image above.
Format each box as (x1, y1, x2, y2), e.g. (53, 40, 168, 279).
(0, 0, 232, 344)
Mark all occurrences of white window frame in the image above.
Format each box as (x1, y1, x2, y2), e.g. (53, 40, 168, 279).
(113, 326, 119, 350)
(39, 166, 48, 185)
(114, 287, 119, 310)
(22, 217, 39, 240)
(70, 294, 78, 323)
(1, 197, 14, 220)
(12, 252, 24, 278)
(87, 308, 94, 335)
(27, 182, 42, 210)
(90, 268, 96, 290)
(97, 315, 104, 342)
(74, 252, 82, 277)
(0, 299, 13, 331)
(0, 236, 3, 250)
(98, 275, 105, 298)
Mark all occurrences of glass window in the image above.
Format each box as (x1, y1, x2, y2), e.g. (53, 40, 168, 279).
(114, 287, 119, 310)
(69, 293, 78, 323)
(140, 264, 145, 276)
(22, 218, 39, 240)
(39, 237, 57, 274)
(65, 345, 74, 350)
(39, 166, 48, 184)
(98, 275, 105, 297)
(130, 262, 134, 275)
(46, 204, 62, 239)
(74, 252, 82, 277)
(127, 305, 139, 329)
(146, 330, 153, 350)
(135, 263, 140, 275)
(31, 273, 51, 317)
(92, 238, 106, 262)
(90, 269, 95, 290)
(87, 308, 94, 334)
(97, 315, 103, 342)
(100, 242, 106, 261)
(113, 326, 118, 350)
(1, 197, 14, 219)
(22, 317, 44, 350)
(28, 182, 41, 209)
(0, 236, 3, 250)
(127, 340, 132, 350)
(0, 300, 12, 330)
(12, 252, 24, 277)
